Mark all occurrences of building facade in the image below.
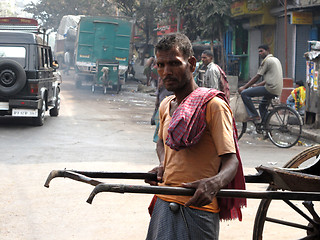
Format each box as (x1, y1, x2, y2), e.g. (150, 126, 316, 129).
(229, 0, 320, 83)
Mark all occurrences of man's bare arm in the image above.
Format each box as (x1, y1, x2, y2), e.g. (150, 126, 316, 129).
(183, 153, 238, 207)
(255, 80, 266, 87)
(238, 74, 261, 93)
(156, 138, 165, 165)
(145, 138, 165, 185)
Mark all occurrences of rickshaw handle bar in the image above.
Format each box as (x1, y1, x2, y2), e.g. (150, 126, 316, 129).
(44, 170, 158, 188)
(72, 170, 158, 181)
(44, 170, 103, 188)
(44, 169, 269, 188)
(86, 183, 320, 204)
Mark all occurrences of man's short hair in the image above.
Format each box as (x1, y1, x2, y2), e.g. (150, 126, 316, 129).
(155, 33, 194, 59)
(202, 50, 214, 58)
(258, 44, 270, 51)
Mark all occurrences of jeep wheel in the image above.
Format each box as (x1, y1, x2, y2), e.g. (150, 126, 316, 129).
(0, 60, 26, 96)
(33, 99, 46, 126)
(49, 88, 60, 117)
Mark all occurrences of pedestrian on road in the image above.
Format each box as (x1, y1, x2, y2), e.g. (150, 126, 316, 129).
(145, 33, 246, 240)
(151, 77, 173, 142)
(193, 54, 203, 83)
(64, 51, 70, 75)
(199, 50, 220, 89)
(198, 50, 230, 101)
(143, 56, 155, 86)
(238, 44, 283, 122)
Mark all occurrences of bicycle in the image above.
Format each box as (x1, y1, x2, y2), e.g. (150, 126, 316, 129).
(236, 97, 303, 148)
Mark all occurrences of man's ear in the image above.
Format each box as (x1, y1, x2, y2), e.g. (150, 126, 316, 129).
(188, 56, 197, 72)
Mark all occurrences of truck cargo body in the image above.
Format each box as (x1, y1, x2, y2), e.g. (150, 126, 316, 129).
(74, 16, 132, 91)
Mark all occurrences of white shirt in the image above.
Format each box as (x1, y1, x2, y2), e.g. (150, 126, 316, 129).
(203, 62, 221, 90)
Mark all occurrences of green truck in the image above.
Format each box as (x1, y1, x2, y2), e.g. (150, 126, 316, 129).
(74, 16, 132, 93)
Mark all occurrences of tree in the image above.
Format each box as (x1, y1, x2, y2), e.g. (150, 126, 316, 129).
(24, 0, 117, 30)
(115, 0, 161, 64)
(161, 0, 233, 69)
(114, 0, 136, 17)
(197, 0, 232, 69)
(25, 0, 162, 65)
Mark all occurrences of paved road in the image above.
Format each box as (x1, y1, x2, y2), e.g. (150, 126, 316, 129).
(0, 72, 318, 240)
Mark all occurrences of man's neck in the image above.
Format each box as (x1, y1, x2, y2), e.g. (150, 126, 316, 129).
(262, 53, 272, 59)
(205, 61, 213, 67)
(174, 83, 198, 105)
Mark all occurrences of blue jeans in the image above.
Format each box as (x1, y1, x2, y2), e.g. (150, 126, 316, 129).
(241, 86, 277, 122)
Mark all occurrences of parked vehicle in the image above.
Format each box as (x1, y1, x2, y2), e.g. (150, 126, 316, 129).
(74, 16, 132, 93)
(0, 18, 61, 126)
(54, 15, 81, 69)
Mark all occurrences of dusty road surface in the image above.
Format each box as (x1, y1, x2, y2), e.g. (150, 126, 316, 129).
(0, 72, 318, 240)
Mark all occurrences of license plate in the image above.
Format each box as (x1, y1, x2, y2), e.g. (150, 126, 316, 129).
(0, 102, 9, 110)
(12, 108, 38, 117)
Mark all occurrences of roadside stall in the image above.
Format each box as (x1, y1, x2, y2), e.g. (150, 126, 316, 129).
(304, 41, 320, 127)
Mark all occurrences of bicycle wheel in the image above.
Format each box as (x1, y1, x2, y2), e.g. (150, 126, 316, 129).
(252, 145, 320, 240)
(265, 106, 303, 148)
(235, 122, 247, 140)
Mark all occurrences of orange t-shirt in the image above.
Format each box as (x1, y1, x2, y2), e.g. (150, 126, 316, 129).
(157, 95, 236, 213)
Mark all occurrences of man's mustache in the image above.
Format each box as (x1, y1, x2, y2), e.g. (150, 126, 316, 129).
(163, 77, 177, 82)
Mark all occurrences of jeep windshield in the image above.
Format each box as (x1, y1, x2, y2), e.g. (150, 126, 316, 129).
(0, 46, 26, 67)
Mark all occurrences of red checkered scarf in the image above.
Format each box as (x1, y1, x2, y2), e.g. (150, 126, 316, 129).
(165, 87, 246, 221)
(166, 87, 220, 150)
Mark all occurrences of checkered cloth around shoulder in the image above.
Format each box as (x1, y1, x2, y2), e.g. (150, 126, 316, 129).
(166, 87, 224, 151)
(216, 65, 230, 102)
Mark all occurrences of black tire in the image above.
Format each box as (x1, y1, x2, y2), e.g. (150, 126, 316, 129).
(0, 60, 26, 96)
(235, 122, 247, 140)
(33, 98, 46, 126)
(252, 145, 320, 240)
(49, 88, 60, 117)
(265, 106, 303, 148)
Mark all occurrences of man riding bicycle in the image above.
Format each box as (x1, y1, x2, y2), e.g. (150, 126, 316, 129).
(238, 45, 283, 122)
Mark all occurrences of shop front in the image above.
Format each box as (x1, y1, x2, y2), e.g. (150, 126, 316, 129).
(305, 43, 320, 127)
